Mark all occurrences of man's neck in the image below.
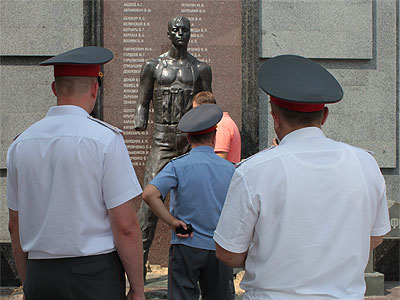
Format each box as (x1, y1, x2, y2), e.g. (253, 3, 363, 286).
(169, 46, 188, 60)
(191, 143, 213, 149)
(278, 124, 321, 140)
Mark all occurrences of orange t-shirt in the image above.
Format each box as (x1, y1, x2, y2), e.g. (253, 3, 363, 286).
(214, 112, 241, 163)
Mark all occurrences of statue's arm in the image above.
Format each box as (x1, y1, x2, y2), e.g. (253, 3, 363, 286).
(198, 63, 212, 92)
(134, 61, 156, 131)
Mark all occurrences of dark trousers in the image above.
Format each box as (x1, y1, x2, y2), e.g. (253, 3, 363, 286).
(24, 251, 126, 300)
(168, 244, 233, 300)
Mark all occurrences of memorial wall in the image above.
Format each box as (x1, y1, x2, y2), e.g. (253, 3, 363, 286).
(0, 0, 398, 286)
(103, 0, 242, 265)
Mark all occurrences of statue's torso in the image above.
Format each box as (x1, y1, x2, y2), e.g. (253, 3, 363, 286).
(156, 59, 194, 86)
(152, 55, 201, 125)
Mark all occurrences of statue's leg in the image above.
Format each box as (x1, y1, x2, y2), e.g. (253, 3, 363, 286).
(138, 200, 158, 278)
(176, 132, 191, 155)
(138, 132, 176, 279)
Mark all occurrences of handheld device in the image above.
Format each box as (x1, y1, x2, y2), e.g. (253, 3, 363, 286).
(176, 224, 193, 235)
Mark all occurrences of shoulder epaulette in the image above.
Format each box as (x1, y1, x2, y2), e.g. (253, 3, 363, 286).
(172, 152, 190, 161)
(360, 147, 374, 155)
(344, 142, 375, 156)
(235, 145, 276, 168)
(366, 150, 374, 155)
(13, 133, 22, 141)
(88, 116, 123, 134)
(360, 148, 374, 156)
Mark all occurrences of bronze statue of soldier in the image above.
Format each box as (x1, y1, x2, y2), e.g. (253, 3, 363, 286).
(134, 16, 212, 277)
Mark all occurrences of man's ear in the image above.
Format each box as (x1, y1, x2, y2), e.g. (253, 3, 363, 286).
(167, 31, 171, 40)
(51, 81, 57, 97)
(271, 110, 280, 130)
(212, 132, 216, 147)
(91, 81, 99, 98)
(321, 107, 329, 125)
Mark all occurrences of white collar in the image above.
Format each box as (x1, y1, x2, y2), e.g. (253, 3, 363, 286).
(46, 105, 89, 117)
(279, 127, 326, 146)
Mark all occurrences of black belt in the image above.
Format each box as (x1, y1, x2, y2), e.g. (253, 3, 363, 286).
(28, 251, 118, 263)
(154, 123, 184, 134)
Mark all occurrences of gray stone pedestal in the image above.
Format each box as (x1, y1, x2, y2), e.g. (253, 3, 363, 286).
(365, 272, 385, 296)
(364, 250, 385, 296)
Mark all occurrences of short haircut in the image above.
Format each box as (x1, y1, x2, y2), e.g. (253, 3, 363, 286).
(270, 102, 324, 127)
(188, 130, 216, 145)
(192, 91, 216, 105)
(168, 16, 190, 31)
(55, 76, 96, 98)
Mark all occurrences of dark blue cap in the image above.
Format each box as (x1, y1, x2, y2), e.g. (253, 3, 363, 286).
(258, 55, 343, 112)
(178, 104, 223, 135)
(40, 46, 113, 66)
(40, 46, 113, 80)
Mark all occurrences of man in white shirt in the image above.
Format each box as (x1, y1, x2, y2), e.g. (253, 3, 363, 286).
(214, 55, 391, 300)
(7, 46, 145, 300)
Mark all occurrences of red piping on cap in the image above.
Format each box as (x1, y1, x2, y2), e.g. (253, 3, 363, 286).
(270, 96, 324, 112)
(54, 65, 101, 77)
(187, 125, 217, 136)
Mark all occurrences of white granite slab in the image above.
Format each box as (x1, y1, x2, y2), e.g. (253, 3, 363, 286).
(0, 0, 83, 55)
(261, 0, 373, 59)
(0, 66, 55, 168)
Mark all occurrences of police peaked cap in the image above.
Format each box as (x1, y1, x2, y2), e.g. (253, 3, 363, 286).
(258, 55, 343, 112)
(178, 104, 223, 135)
(40, 46, 113, 78)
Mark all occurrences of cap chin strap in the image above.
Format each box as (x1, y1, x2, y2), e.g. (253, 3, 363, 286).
(270, 96, 325, 112)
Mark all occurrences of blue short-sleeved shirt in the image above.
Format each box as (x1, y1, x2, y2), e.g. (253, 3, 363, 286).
(150, 145, 235, 250)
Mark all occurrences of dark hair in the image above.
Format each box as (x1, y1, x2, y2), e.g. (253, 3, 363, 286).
(192, 91, 216, 105)
(271, 103, 324, 127)
(188, 130, 216, 145)
(168, 16, 190, 31)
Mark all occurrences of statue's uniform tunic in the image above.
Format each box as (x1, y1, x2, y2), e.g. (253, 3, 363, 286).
(214, 127, 391, 300)
(7, 105, 142, 299)
(150, 145, 235, 300)
(141, 55, 197, 185)
(135, 54, 210, 266)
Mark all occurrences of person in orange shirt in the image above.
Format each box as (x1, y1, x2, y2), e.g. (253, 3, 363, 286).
(192, 91, 241, 163)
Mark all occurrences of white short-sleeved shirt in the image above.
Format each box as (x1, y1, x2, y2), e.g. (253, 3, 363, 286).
(214, 127, 390, 300)
(7, 105, 142, 259)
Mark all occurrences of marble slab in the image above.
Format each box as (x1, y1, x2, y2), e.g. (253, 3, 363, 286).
(261, 0, 373, 59)
(0, 66, 55, 168)
(0, 0, 83, 55)
(0, 177, 9, 242)
(103, 0, 242, 266)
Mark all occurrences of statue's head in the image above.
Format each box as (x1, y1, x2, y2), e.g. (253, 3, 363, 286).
(167, 16, 191, 47)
